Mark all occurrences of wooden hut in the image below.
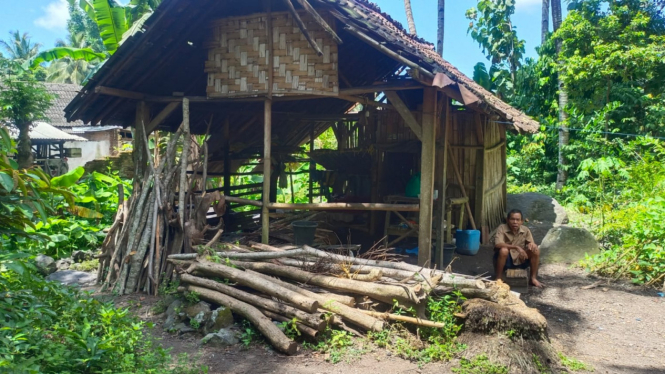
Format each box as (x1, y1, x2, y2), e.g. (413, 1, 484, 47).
(65, 0, 538, 268)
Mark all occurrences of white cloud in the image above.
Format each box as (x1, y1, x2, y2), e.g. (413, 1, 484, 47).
(34, 0, 69, 31)
(515, 0, 542, 10)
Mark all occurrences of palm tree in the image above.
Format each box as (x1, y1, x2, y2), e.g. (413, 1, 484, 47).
(541, 0, 549, 44)
(404, 0, 417, 35)
(551, 0, 569, 190)
(0, 31, 41, 63)
(437, 0, 445, 55)
(45, 33, 101, 84)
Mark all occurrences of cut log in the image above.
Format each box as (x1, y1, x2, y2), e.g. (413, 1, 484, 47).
(232, 260, 434, 306)
(261, 309, 319, 339)
(359, 310, 446, 328)
(169, 248, 308, 261)
(186, 261, 319, 313)
(186, 285, 298, 355)
(245, 269, 384, 332)
(180, 273, 325, 331)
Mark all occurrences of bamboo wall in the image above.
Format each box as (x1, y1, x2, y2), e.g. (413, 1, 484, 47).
(205, 11, 339, 98)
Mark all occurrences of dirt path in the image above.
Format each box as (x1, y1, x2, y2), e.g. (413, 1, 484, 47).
(109, 262, 665, 374)
(526, 264, 665, 374)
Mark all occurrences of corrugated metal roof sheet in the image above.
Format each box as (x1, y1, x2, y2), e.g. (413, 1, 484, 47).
(8, 122, 87, 142)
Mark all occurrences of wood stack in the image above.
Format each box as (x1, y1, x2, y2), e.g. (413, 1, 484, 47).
(167, 243, 490, 355)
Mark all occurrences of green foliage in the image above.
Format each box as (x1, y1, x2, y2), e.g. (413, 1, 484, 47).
(239, 319, 264, 347)
(466, 0, 525, 91)
(278, 318, 301, 340)
(29, 48, 106, 69)
(559, 352, 593, 372)
(303, 326, 354, 364)
(532, 354, 549, 373)
(184, 291, 200, 305)
(452, 355, 508, 374)
(0, 253, 206, 373)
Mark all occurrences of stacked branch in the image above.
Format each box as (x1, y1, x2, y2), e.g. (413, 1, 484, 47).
(98, 101, 226, 295)
(167, 242, 493, 354)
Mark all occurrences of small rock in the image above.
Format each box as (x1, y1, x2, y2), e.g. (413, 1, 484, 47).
(55, 258, 73, 271)
(46, 270, 96, 286)
(35, 254, 56, 276)
(164, 299, 184, 332)
(173, 322, 195, 334)
(72, 250, 93, 263)
(185, 302, 212, 328)
(200, 328, 239, 347)
(208, 306, 234, 331)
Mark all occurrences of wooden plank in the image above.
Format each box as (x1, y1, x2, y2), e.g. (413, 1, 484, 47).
(145, 102, 180, 134)
(384, 91, 422, 140)
(309, 124, 315, 203)
(262, 99, 272, 244)
(418, 87, 437, 267)
(223, 117, 231, 197)
(267, 202, 419, 212)
(95, 86, 145, 100)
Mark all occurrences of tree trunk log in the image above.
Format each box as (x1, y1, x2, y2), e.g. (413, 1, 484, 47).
(180, 274, 325, 331)
(186, 261, 319, 313)
(233, 260, 436, 307)
(187, 285, 298, 355)
(169, 248, 308, 261)
(359, 310, 446, 328)
(245, 269, 384, 332)
(261, 309, 319, 339)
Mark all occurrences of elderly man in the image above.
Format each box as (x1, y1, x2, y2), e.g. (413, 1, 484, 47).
(493, 209, 544, 288)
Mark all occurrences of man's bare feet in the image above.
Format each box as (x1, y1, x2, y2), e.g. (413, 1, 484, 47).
(530, 278, 545, 288)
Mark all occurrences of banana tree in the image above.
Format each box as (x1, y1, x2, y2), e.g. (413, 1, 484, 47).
(28, 0, 159, 75)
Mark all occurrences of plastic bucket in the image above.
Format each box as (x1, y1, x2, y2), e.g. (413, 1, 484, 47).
(443, 243, 456, 265)
(454, 230, 480, 256)
(292, 221, 318, 246)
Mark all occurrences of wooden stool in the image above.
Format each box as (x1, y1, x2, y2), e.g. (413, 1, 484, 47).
(505, 267, 530, 292)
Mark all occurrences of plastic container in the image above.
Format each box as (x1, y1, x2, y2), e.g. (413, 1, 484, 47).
(454, 229, 480, 256)
(291, 221, 318, 246)
(443, 243, 456, 265)
(405, 173, 421, 197)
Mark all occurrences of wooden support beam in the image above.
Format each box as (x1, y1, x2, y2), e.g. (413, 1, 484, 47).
(418, 87, 437, 267)
(337, 94, 392, 109)
(96, 86, 145, 100)
(309, 124, 315, 203)
(145, 102, 180, 134)
(436, 95, 450, 269)
(283, 0, 323, 56)
(267, 202, 419, 212)
(262, 99, 272, 244)
(384, 91, 422, 140)
(474, 114, 486, 235)
(340, 80, 423, 96)
(292, 0, 343, 44)
(223, 117, 231, 197)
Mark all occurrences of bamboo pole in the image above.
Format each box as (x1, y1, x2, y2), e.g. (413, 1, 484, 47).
(267, 202, 419, 211)
(359, 310, 446, 328)
(437, 95, 451, 269)
(418, 87, 437, 267)
(178, 98, 190, 228)
(262, 99, 272, 244)
(446, 141, 477, 230)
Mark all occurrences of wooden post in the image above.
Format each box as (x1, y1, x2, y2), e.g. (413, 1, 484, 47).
(309, 123, 315, 203)
(474, 114, 486, 237)
(418, 88, 437, 267)
(223, 117, 231, 197)
(436, 95, 450, 269)
(178, 98, 190, 228)
(262, 99, 273, 244)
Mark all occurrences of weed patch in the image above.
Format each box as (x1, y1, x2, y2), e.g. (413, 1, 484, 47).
(452, 355, 508, 374)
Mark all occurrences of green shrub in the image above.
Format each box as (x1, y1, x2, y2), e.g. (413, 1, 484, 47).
(452, 355, 508, 374)
(0, 253, 205, 373)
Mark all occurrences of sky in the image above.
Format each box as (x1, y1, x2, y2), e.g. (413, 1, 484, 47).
(0, 0, 558, 77)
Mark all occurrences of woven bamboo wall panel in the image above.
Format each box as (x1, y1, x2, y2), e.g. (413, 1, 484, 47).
(205, 11, 339, 98)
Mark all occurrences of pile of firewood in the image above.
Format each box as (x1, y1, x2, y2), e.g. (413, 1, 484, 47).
(167, 243, 490, 355)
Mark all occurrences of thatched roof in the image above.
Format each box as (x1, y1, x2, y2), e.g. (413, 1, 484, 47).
(64, 0, 538, 151)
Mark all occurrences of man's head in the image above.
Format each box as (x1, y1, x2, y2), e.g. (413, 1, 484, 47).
(506, 209, 523, 232)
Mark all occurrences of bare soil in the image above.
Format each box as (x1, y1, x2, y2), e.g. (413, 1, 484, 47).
(107, 259, 665, 374)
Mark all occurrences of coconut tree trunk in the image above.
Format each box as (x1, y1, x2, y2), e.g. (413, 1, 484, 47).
(541, 0, 549, 44)
(551, 0, 569, 190)
(404, 0, 417, 35)
(16, 121, 33, 169)
(437, 0, 445, 55)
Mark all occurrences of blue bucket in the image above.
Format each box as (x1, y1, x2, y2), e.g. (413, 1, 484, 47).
(455, 230, 480, 256)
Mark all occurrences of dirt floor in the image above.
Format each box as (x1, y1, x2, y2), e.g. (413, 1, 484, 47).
(107, 251, 665, 374)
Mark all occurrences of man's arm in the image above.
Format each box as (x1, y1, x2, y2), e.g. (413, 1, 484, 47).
(493, 226, 523, 251)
